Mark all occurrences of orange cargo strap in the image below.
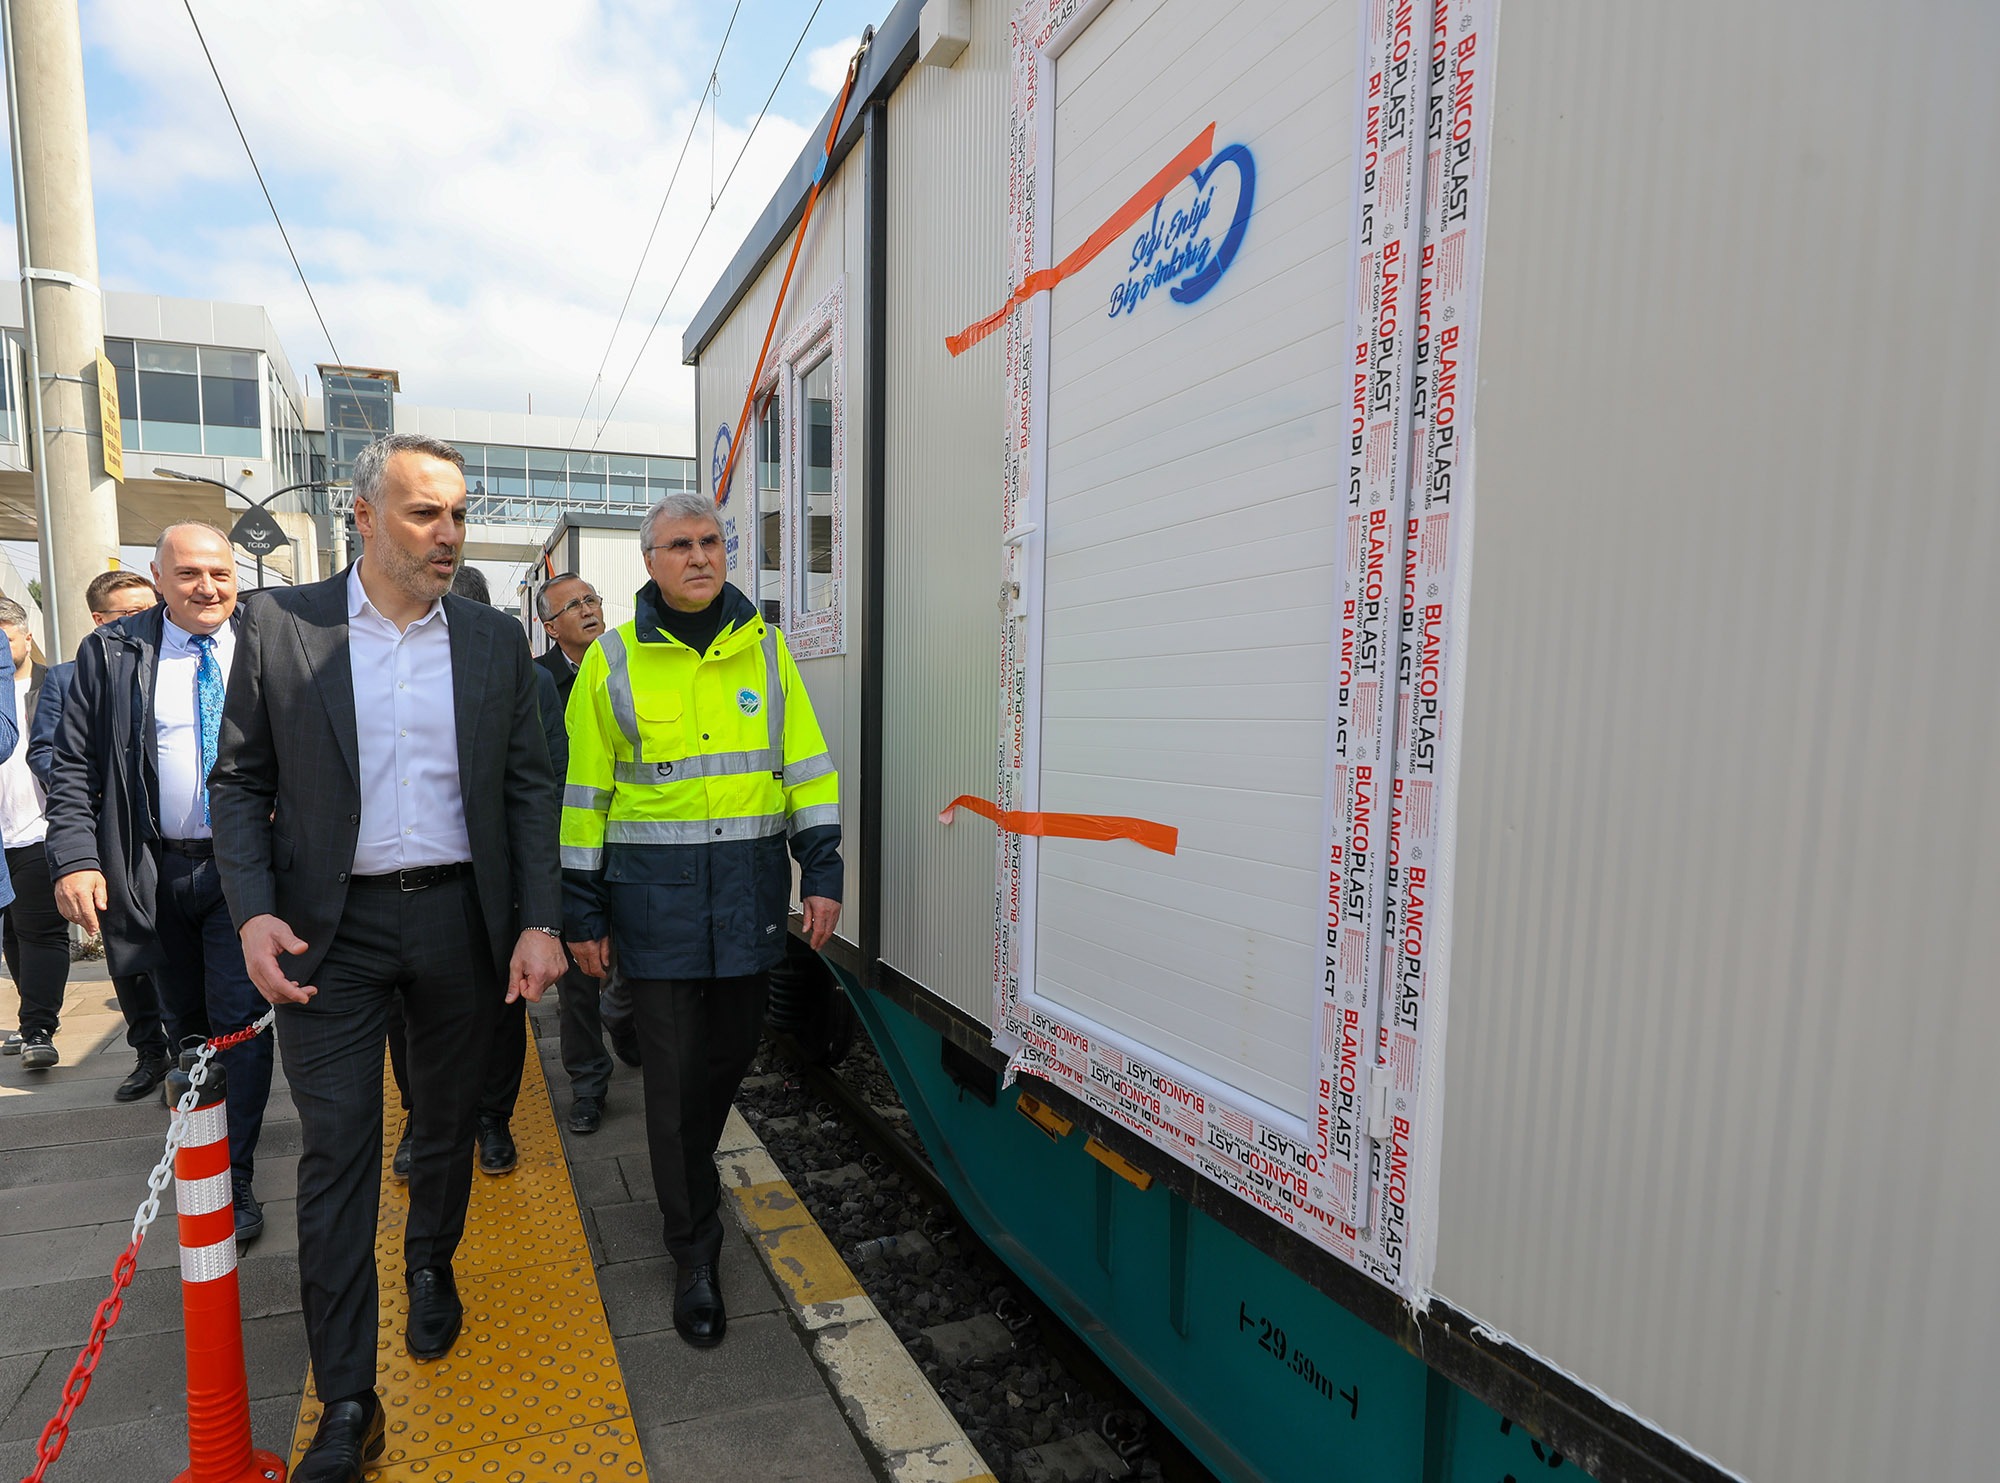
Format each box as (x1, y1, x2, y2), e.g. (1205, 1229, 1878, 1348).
(938, 794, 1178, 856)
(945, 122, 1216, 358)
(713, 36, 868, 507)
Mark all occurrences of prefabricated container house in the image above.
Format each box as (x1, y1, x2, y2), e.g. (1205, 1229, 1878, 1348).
(684, 1, 1998, 1478)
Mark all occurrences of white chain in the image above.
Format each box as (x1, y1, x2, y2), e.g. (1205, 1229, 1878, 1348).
(125, 1009, 277, 1247)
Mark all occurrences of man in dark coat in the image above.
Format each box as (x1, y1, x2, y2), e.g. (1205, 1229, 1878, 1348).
(21, 570, 167, 1095)
(210, 432, 565, 1483)
(533, 570, 627, 1117)
(45, 524, 273, 1241)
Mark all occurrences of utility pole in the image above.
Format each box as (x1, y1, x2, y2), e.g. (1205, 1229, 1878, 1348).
(3, 0, 123, 659)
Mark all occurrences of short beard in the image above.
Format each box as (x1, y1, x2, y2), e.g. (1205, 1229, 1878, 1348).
(376, 536, 453, 605)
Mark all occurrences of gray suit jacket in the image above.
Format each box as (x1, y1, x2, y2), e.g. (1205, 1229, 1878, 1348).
(209, 569, 562, 983)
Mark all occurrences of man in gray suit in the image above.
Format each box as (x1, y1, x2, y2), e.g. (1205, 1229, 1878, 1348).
(211, 432, 566, 1483)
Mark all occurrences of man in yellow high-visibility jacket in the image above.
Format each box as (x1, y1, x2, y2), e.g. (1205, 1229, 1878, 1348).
(561, 490, 841, 1349)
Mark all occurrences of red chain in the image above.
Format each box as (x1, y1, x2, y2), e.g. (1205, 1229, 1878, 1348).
(202, 1020, 268, 1054)
(23, 1242, 143, 1483)
(19, 1016, 272, 1482)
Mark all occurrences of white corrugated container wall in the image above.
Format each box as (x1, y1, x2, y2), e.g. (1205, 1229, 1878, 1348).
(697, 164, 866, 929)
(1028, 0, 1353, 1126)
(1432, 3, 1999, 1481)
(878, 0, 1011, 1023)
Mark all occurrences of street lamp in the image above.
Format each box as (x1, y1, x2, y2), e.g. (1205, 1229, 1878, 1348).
(152, 468, 338, 589)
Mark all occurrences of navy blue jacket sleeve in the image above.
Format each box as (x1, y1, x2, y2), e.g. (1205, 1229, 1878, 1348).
(27, 662, 70, 793)
(0, 642, 17, 765)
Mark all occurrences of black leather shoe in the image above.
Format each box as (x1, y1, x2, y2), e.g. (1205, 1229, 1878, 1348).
(406, 1266, 462, 1361)
(233, 1177, 264, 1247)
(607, 1021, 642, 1068)
(476, 1119, 517, 1175)
(391, 1123, 413, 1182)
(673, 1262, 726, 1348)
(114, 1053, 170, 1103)
(567, 1095, 603, 1135)
(295, 1391, 386, 1483)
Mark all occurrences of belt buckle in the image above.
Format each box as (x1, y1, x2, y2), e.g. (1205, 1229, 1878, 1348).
(399, 866, 431, 893)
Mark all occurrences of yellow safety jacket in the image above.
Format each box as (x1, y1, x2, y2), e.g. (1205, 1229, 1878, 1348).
(561, 582, 840, 978)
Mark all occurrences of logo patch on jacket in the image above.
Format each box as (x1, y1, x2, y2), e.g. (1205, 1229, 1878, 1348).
(737, 688, 762, 715)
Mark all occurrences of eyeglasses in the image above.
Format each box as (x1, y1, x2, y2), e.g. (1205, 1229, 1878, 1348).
(645, 533, 724, 558)
(546, 593, 603, 621)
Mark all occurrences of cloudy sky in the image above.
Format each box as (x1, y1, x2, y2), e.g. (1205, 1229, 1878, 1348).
(6, 0, 888, 450)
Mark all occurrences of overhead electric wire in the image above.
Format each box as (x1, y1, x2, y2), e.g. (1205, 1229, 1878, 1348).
(563, 0, 747, 457)
(588, 0, 832, 447)
(181, 0, 359, 416)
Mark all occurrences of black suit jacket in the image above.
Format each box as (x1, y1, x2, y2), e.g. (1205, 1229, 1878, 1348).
(209, 571, 562, 983)
(534, 644, 579, 705)
(43, 605, 229, 975)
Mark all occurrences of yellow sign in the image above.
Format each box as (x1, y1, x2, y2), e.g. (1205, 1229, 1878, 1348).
(95, 349, 123, 482)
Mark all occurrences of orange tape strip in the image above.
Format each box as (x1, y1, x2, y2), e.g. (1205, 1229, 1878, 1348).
(938, 794, 1178, 856)
(945, 122, 1217, 358)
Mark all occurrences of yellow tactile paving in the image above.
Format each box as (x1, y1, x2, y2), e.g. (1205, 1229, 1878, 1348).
(290, 1044, 648, 1481)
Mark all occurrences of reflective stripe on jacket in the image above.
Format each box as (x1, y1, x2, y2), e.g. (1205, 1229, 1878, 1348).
(560, 581, 840, 978)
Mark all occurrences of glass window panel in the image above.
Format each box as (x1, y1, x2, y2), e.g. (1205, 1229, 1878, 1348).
(104, 338, 135, 369)
(528, 447, 568, 472)
(140, 420, 203, 454)
(570, 472, 606, 502)
(756, 396, 783, 614)
(609, 475, 646, 505)
(569, 452, 609, 477)
(609, 453, 646, 477)
(202, 425, 261, 458)
(138, 369, 199, 424)
(797, 359, 834, 613)
(136, 342, 198, 375)
(114, 365, 139, 423)
(651, 455, 694, 489)
(488, 469, 527, 498)
(200, 375, 260, 429)
(530, 466, 567, 500)
(199, 347, 258, 380)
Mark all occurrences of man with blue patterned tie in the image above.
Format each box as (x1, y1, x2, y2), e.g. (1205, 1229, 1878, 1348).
(45, 522, 272, 1244)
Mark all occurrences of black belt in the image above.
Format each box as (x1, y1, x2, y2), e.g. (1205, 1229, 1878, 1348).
(159, 838, 214, 859)
(349, 862, 473, 893)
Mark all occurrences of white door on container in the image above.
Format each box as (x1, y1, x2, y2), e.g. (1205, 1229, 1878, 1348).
(1023, 0, 1356, 1126)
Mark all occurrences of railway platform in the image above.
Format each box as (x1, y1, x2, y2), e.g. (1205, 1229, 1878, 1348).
(0, 960, 989, 1482)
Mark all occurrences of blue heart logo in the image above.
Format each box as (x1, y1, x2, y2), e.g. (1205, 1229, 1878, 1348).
(1172, 144, 1255, 305)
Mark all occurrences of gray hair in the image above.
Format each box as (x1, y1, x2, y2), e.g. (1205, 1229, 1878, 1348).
(449, 564, 491, 605)
(640, 491, 723, 552)
(351, 433, 465, 507)
(536, 571, 586, 621)
(0, 597, 26, 630)
(153, 520, 233, 565)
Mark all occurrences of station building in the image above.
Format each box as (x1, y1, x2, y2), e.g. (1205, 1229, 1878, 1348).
(0, 291, 690, 636)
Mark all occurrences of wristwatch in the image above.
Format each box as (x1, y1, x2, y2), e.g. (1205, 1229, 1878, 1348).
(526, 926, 563, 941)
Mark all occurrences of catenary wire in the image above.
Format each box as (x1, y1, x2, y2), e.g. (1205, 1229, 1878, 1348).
(181, 0, 362, 420)
(563, 0, 747, 458)
(588, 0, 832, 447)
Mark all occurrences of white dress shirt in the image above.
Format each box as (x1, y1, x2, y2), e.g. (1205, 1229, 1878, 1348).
(0, 668, 45, 848)
(155, 615, 235, 841)
(348, 561, 472, 874)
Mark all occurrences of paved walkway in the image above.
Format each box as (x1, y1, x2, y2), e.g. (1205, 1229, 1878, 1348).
(0, 961, 884, 1482)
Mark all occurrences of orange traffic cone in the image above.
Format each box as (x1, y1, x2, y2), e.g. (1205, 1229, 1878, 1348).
(167, 1054, 287, 1483)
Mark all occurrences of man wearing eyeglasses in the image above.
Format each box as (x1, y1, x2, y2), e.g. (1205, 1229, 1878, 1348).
(532, 573, 624, 1130)
(560, 492, 842, 1349)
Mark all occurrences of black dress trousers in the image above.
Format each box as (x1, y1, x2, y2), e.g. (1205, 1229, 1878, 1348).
(626, 973, 769, 1268)
(275, 874, 499, 1402)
